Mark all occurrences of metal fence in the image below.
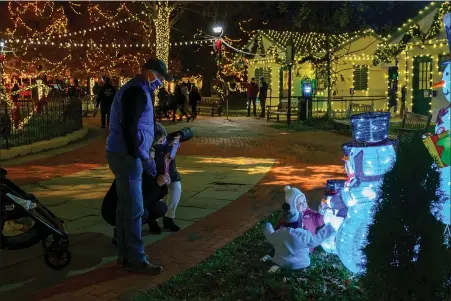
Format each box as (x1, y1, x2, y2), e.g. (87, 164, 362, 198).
(0, 97, 83, 149)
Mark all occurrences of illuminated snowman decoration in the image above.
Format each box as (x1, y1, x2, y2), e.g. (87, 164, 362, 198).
(320, 180, 347, 254)
(431, 62, 450, 227)
(431, 12, 451, 227)
(335, 112, 397, 273)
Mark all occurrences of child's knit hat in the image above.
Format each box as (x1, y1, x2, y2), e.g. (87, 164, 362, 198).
(284, 185, 306, 208)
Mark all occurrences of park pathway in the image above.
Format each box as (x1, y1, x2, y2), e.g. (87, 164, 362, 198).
(0, 116, 349, 301)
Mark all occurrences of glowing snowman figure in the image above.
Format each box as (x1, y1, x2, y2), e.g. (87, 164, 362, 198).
(336, 144, 396, 273)
(432, 61, 451, 226)
(335, 113, 397, 274)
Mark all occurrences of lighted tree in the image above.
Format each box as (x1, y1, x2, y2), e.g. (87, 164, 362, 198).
(2, 2, 151, 80)
(139, 1, 190, 68)
(361, 134, 451, 301)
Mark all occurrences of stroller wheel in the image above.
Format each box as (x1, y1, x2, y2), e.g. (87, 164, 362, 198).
(44, 244, 71, 270)
(42, 234, 59, 250)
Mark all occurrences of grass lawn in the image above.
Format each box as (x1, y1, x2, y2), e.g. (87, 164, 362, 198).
(134, 212, 364, 301)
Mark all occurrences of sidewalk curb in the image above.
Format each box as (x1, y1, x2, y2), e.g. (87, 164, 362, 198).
(0, 127, 89, 161)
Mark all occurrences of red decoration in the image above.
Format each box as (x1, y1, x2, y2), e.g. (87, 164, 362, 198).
(12, 103, 21, 129)
(215, 39, 222, 52)
(0, 54, 4, 63)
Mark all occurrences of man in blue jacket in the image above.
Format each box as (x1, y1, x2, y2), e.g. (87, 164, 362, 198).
(106, 58, 172, 273)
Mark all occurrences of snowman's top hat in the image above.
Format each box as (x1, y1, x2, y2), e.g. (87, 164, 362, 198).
(350, 112, 392, 145)
(325, 179, 346, 196)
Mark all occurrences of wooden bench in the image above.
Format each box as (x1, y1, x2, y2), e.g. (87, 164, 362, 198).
(388, 111, 432, 140)
(333, 103, 374, 131)
(197, 97, 222, 116)
(266, 99, 299, 122)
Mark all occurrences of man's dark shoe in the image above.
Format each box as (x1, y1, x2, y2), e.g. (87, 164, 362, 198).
(125, 261, 163, 275)
(149, 220, 162, 234)
(163, 216, 180, 232)
(117, 257, 128, 268)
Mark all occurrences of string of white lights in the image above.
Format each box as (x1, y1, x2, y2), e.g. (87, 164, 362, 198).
(221, 39, 257, 56)
(10, 13, 144, 42)
(3, 38, 216, 49)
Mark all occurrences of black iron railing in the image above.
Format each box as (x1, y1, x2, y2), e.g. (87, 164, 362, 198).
(0, 97, 83, 149)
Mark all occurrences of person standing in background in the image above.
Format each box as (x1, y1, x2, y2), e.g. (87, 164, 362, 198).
(174, 83, 191, 122)
(96, 77, 116, 128)
(259, 76, 268, 118)
(189, 84, 201, 120)
(247, 78, 258, 117)
(181, 82, 193, 121)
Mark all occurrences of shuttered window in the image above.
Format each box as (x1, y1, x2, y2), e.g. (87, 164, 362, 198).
(255, 67, 271, 86)
(353, 65, 369, 91)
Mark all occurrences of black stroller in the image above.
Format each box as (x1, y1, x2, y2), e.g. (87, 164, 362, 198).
(0, 168, 71, 270)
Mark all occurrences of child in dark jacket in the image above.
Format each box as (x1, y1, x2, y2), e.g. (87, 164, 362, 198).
(151, 123, 193, 233)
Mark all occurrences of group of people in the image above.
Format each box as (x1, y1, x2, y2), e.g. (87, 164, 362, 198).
(246, 76, 268, 118)
(157, 82, 201, 122)
(95, 77, 201, 130)
(102, 57, 332, 274)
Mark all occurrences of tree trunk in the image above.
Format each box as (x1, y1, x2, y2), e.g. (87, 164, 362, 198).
(325, 2, 332, 119)
(326, 32, 332, 119)
(153, 2, 173, 68)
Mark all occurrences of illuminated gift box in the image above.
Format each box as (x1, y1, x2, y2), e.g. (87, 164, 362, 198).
(350, 112, 391, 145)
(422, 130, 450, 168)
(325, 179, 346, 196)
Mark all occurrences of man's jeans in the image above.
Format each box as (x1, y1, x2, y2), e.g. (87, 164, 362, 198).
(260, 97, 266, 118)
(247, 97, 256, 117)
(106, 152, 147, 264)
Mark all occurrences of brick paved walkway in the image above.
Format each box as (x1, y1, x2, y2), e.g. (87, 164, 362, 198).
(2, 116, 349, 301)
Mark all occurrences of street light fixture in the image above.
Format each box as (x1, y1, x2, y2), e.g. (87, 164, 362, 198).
(212, 26, 230, 121)
(213, 26, 223, 34)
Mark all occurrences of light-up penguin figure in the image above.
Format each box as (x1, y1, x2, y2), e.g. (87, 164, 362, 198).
(430, 12, 451, 228)
(334, 112, 397, 273)
(319, 180, 347, 254)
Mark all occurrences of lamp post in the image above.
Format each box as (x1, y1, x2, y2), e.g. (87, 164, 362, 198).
(212, 25, 230, 121)
(286, 38, 295, 125)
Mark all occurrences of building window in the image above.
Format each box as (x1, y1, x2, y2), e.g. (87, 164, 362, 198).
(438, 54, 451, 72)
(255, 67, 271, 86)
(353, 65, 369, 91)
(417, 61, 432, 90)
(315, 68, 327, 91)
